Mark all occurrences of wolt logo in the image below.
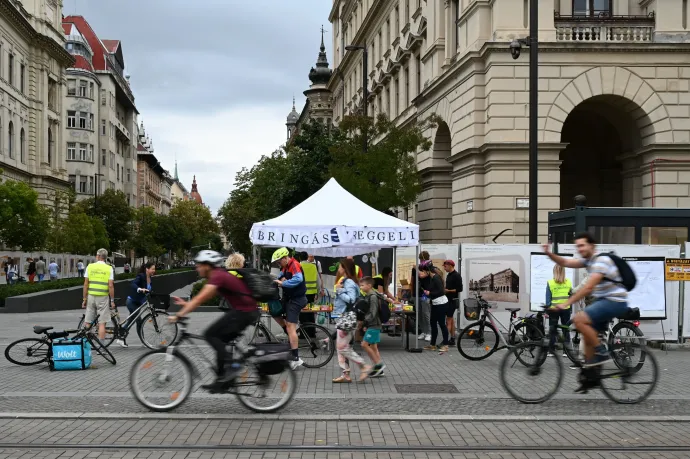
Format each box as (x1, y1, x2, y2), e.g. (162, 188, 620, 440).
(56, 349, 78, 359)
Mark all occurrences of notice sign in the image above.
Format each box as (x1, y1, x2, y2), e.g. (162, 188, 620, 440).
(665, 258, 690, 281)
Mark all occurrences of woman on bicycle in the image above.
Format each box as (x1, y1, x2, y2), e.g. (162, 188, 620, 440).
(118, 262, 157, 347)
(418, 262, 450, 353)
(545, 264, 573, 357)
(172, 250, 260, 392)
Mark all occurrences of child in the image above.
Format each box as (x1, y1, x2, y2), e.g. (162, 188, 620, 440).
(359, 276, 391, 378)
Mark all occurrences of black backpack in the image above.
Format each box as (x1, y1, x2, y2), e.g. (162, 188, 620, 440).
(592, 253, 637, 291)
(353, 297, 369, 321)
(378, 295, 391, 324)
(234, 268, 280, 301)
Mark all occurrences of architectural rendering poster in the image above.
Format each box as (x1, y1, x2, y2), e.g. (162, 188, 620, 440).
(395, 246, 417, 292)
(561, 243, 680, 341)
(467, 259, 521, 303)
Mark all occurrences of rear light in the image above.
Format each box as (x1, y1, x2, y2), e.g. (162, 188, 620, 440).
(633, 320, 640, 327)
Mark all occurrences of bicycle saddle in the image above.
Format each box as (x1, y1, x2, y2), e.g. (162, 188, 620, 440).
(504, 308, 521, 313)
(33, 326, 53, 334)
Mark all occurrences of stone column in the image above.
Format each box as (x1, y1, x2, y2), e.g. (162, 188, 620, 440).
(444, 0, 453, 67)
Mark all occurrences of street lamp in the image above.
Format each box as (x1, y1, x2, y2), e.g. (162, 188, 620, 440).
(509, 0, 538, 244)
(345, 44, 368, 153)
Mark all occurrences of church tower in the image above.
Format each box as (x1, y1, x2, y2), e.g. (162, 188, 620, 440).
(286, 96, 299, 140)
(303, 27, 333, 125)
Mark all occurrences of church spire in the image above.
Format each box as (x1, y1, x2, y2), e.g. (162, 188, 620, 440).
(309, 26, 332, 86)
(174, 160, 179, 181)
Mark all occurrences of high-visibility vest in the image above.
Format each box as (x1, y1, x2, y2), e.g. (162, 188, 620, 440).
(548, 279, 572, 309)
(228, 270, 242, 278)
(86, 262, 112, 296)
(300, 261, 318, 295)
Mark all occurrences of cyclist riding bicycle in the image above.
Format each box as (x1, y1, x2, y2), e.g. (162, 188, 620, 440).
(543, 232, 631, 388)
(172, 250, 260, 392)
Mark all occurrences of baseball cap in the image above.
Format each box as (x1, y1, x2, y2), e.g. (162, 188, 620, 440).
(443, 260, 455, 267)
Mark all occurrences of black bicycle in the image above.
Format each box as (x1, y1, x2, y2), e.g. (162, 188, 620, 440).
(77, 294, 178, 349)
(130, 317, 296, 413)
(5, 325, 116, 367)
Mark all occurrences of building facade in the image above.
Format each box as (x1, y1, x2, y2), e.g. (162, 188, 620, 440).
(0, 0, 74, 205)
(170, 161, 190, 203)
(329, 0, 690, 245)
(62, 16, 139, 206)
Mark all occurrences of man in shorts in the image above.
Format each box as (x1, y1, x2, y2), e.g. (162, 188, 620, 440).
(272, 248, 308, 370)
(81, 248, 115, 340)
(443, 260, 463, 346)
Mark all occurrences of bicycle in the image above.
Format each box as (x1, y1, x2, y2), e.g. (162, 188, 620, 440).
(457, 292, 544, 361)
(76, 293, 178, 349)
(5, 325, 116, 367)
(245, 314, 335, 368)
(499, 328, 659, 404)
(130, 317, 296, 413)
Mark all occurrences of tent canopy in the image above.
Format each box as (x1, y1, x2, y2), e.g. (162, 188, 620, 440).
(250, 178, 419, 257)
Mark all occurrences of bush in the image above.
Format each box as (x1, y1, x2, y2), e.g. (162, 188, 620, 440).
(190, 279, 220, 306)
(0, 268, 193, 307)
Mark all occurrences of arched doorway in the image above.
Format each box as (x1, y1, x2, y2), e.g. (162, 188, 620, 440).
(559, 95, 645, 209)
(418, 121, 452, 243)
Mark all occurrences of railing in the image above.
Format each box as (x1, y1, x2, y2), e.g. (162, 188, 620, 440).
(554, 13, 655, 43)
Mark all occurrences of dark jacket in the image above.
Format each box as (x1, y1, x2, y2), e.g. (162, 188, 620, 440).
(363, 291, 383, 328)
(426, 275, 446, 301)
(128, 273, 151, 306)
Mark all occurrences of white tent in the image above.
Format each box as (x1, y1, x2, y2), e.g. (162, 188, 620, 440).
(249, 178, 419, 257)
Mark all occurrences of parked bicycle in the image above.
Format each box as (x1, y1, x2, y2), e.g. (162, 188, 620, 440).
(5, 325, 116, 367)
(130, 317, 296, 413)
(499, 326, 658, 404)
(457, 292, 544, 361)
(76, 293, 178, 349)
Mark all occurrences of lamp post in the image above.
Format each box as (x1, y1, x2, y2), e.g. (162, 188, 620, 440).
(510, 0, 538, 244)
(345, 44, 368, 153)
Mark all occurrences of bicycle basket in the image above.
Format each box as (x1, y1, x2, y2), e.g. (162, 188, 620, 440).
(463, 298, 481, 320)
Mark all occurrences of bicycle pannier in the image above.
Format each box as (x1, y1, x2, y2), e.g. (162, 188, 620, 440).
(235, 268, 281, 301)
(252, 342, 291, 375)
(463, 298, 481, 320)
(618, 307, 640, 321)
(51, 337, 91, 371)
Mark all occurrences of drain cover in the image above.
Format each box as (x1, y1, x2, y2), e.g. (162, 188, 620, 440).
(394, 384, 459, 394)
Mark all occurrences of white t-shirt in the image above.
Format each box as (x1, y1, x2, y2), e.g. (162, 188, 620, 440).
(84, 261, 115, 280)
(77, 262, 84, 270)
(48, 263, 58, 276)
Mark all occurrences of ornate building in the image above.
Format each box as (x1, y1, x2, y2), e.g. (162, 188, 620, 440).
(329, 0, 690, 245)
(0, 0, 74, 205)
(135, 127, 170, 214)
(170, 161, 190, 203)
(190, 175, 203, 205)
(286, 30, 334, 143)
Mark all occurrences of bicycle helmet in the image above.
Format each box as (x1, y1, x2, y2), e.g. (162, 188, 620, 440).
(194, 250, 224, 267)
(271, 247, 290, 263)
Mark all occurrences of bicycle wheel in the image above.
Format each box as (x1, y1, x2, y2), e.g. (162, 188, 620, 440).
(5, 338, 51, 365)
(235, 362, 296, 413)
(86, 334, 116, 365)
(509, 322, 544, 366)
(562, 329, 582, 366)
(138, 311, 179, 349)
(500, 341, 563, 404)
(296, 323, 334, 368)
(130, 349, 193, 412)
(457, 321, 498, 360)
(609, 321, 645, 372)
(600, 344, 658, 404)
(77, 314, 117, 347)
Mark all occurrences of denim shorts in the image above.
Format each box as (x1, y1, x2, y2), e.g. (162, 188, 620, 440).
(584, 298, 630, 331)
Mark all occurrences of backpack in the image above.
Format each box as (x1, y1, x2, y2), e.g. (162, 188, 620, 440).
(592, 253, 637, 291)
(234, 268, 280, 301)
(377, 294, 391, 324)
(353, 297, 369, 321)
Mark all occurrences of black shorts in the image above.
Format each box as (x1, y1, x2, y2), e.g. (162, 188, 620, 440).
(445, 300, 459, 318)
(284, 297, 308, 324)
(306, 294, 316, 304)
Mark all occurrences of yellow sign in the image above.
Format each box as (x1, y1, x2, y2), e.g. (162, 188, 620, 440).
(665, 259, 690, 281)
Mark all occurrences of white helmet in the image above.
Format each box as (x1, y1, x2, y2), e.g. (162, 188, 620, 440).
(194, 250, 223, 267)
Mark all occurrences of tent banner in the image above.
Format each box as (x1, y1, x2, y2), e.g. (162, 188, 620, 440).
(250, 226, 418, 249)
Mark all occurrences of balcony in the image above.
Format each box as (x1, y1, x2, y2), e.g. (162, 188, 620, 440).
(554, 12, 655, 43)
(113, 117, 131, 142)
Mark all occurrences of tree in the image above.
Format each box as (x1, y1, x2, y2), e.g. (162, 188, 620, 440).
(154, 214, 183, 256)
(61, 211, 96, 255)
(169, 199, 218, 253)
(130, 206, 164, 260)
(0, 178, 50, 251)
(75, 189, 132, 250)
(90, 217, 110, 252)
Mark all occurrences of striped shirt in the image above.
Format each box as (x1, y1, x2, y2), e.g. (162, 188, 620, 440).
(584, 254, 628, 302)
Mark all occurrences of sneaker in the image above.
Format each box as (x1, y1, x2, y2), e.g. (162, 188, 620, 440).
(448, 338, 456, 346)
(562, 352, 568, 358)
(115, 339, 128, 348)
(423, 345, 437, 351)
(289, 358, 304, 370)
(370, 363, 386, 377)
(547, 352, 555, 357)
(417, 333, 426, 340)
(438, 345, 449, 353)
(425, 335, 432, 342)
(583, 346, 610, 368)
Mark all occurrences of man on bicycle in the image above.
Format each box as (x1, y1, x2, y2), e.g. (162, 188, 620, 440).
(172, 250, 260, 392)
(543, 232, 630, 373)
(271, 247, 308, 370)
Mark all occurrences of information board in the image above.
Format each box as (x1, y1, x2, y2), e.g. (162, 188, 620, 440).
(625, 256, 667, 320)
(665, 258, 690, 281)
(529, 253, 575, 311)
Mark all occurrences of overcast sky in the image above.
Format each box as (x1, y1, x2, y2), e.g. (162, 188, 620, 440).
(65, 0, 332, 213)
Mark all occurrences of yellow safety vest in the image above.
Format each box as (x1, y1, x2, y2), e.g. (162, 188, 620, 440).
(548, 279, 572, 309)
(228, 270, 242, 278)
(86, 262, 112, 297)
(300, 261, 318, 295)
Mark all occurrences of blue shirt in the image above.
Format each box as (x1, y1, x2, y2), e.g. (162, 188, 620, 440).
(333, 278, 360, 316)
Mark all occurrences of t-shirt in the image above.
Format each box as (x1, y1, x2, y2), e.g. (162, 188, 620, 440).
(77, 262, 84, 270)
(84, 261, 114, 280)
(36, 260, 45, 274)
(373, 276, 385, 291)
(584, 254, 628, 303)
(445, 270, 463, 303)
(208, 268, 257, 312)
(48, 263, 59, 276)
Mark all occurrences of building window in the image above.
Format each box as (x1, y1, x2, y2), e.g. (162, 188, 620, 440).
(101, 88, 106, 105)
(47, 127, 53, 165)
(20, 64, 25, 94)
(67, 111, 76, 128)
(117, 166, 120, 181)
(79, 81, 88, 97)
(109, 181, 115, 190)
(19, 128, 25, 163)
(416, 54, 421, 96)
(79, 176, 88, 193)
(387, 86, 391, 116)
(79, 143, 87, 161)
(89, 144, 94, 163)
(8, 54, 14, 86)
(405, 0, 410, 20)
(69, 175, 76, 191)
(79, 111, 87, 129)
(48, 78, 57, 110)
(395, 6, 400, 33)
(110, 152, 115, 170)
(101, 119, 106, 135)
(394, 77, 399, 118)
(127, 168, 131, 182)
(404, 66, 410, 107)
(89, 82, 95, 99)
(89, 113, 94, 130)
(67, 142, 76, 160)
(89, 176, 94, 194)
(101, 149, 106, 166)
(8, 121, 13, 158)
(378, 30, 382, 61)
(68, 79, 76, 96)
(386, 19, 390, 47)
(573, 0, 612, 16)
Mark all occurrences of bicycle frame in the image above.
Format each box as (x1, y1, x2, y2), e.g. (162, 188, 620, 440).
(116, 300, 155, 331)
(482, 309, 524, 350)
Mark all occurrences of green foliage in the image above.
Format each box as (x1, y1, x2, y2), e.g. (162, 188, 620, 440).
(75, 189, 133, 250)
(168, 199, 219, 253)
(61, 211, 96, 255)
(190, 279, 220, 306)
(90, 217, 110, 252)
(130, 206, 165, 259)
(0, 179, 50, 251)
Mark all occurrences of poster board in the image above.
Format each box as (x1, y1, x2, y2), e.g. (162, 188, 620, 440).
(395, 246, 417, 291)
(624, 257, 667, 320)
(529, 253, 575, 311)
(558, 244, 680, 341)
(422, 244, 460, 280)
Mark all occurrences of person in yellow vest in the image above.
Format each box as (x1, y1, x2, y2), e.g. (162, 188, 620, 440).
(545, 264, 573, 357)
(225, 253, 245, 275)
(81, 248, 115, 341)
(298, 252, 318, 332)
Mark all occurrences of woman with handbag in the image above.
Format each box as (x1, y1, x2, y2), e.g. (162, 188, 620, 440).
(333, 258, 370, 383)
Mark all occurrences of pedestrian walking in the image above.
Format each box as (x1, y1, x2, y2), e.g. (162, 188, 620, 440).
(35, 256, 46, 282)
(124, 262, 131, 274)
(48, 259, 59, 281)
(419, 262, 450, 353)
(77, 259, 85, 278)
(360, 276, 391, 377)
(81, 248, 115, 341)
(7, 261, 18, 285)
(442, 260, 463, 346)
(26, 258, 37, 283)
